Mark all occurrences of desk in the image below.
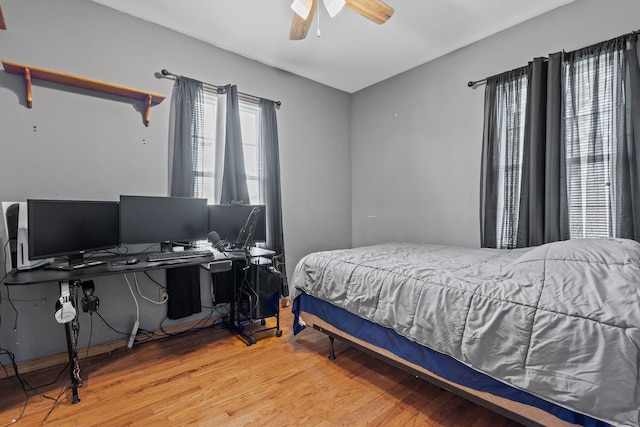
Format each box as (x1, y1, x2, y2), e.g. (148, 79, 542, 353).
(4, 253, 232, 404)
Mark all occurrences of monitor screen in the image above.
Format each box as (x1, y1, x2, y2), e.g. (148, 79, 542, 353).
(28, 199, 120, 261)
(119, 195, 209, 246)
(208, 204, 266, 244)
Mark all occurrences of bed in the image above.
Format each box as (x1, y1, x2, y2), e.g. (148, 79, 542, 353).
(289, 238, 640, 427)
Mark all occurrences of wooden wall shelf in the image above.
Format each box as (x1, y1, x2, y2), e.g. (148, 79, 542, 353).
(2, 60, 165, 126)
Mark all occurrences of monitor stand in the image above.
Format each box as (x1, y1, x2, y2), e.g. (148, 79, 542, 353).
(45, 253, 105, 271)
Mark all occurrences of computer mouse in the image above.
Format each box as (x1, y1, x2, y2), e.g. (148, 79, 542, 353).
(126, 257, 139, 265)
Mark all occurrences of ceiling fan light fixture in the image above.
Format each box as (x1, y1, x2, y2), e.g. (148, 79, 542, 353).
(291, 0, 313, 20)
(323, 0, 345, 17)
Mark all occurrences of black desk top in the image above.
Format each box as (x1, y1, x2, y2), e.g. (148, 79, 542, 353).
(4, 247, 276, 286)
(5, 256, 214, 285)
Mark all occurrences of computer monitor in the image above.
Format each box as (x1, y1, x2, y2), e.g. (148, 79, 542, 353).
(27, 199, 120, 268)
(208, 204, 266, 246)
(119, 195, 209, 250)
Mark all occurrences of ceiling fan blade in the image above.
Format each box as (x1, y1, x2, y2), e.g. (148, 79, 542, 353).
(0, 5, 6, 30)
(289, 0, 317, 40)
(345, 0, 394, 25)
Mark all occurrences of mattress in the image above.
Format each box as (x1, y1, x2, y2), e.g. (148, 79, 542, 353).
(290, 239, 640, 427)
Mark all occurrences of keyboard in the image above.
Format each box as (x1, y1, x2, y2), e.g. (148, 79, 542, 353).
(146, 248, 214, 262)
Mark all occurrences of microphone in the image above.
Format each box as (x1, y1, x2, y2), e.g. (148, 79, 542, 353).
(208, 231, 228, 251)
(207, 231, 221, 244)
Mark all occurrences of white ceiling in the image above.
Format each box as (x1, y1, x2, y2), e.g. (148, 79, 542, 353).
(90, 0, 574, 93)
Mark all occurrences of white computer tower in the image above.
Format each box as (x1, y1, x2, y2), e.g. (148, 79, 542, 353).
(1, 201, 52, 271)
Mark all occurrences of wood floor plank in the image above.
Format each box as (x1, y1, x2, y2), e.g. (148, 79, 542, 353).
(0, 307, 525, 426)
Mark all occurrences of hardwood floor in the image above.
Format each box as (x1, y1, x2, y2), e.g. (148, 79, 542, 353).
(0, 307, 524, 426)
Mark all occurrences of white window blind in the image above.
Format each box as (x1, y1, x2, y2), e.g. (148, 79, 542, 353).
(195, 88, 264, 205)
(194, 89, 218, 202)
(564, 51, 621, 239)
(238, 101, 263, 205)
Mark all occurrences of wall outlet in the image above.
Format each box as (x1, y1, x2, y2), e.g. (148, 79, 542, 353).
(159, 288, 168, 302)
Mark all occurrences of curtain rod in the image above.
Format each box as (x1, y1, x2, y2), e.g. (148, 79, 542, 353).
(467, 63, 529, 90)
(468, 28, 640, 90)
(468, 63, 530, 89)
(159, 69, 281, 108)
(467, 79, 486, 89)
(467, 63, 531, 90)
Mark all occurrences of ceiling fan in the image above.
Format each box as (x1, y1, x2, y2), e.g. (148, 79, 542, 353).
(289, 0, 394, 40)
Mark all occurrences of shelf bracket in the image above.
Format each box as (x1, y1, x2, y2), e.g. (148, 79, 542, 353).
(24, 67, 33, 108)
(0, 5, 6, 30)
(0, 5, 6, 31)
(144, 94, 152, 127)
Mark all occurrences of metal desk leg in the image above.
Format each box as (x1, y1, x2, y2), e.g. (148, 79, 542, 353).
(64, 319, 81, 403)
(60, 280, 82, 404)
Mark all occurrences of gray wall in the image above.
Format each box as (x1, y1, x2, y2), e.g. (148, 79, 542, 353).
(0, 0, 351, 361)
(351, 0, 640, 248)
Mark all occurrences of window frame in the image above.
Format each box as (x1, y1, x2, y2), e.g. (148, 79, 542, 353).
(194, 87, 264, 206)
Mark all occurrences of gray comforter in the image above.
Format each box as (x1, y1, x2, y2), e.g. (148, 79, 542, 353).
(290, 238, 640, 427)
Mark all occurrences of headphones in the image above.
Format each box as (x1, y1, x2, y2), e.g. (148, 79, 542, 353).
(54, 281, 77, 323)
(81, 280, 100, 313)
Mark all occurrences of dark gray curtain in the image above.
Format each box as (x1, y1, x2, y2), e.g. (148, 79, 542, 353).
(543, 53, 570, 243)
(516, 55, 569, 247)
(623, 37, 640, 240)
(168, 77, 204, 198)
(220, 85, 250, 204)
(259, 99, 288, 293)
(479, 76, 500, 249)
(480, 68, 527, 248)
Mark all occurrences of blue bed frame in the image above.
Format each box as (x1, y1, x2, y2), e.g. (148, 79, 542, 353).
(292, 293, 609, 427)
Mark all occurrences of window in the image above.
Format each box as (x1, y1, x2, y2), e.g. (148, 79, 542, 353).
(564, 50, 622, 239)
(169, 79, 286, 260)
(238, 102, 263, 204)
(487, 40, 629, 248)
(195, 88, 264, 205)
(194, 89, 217, 202)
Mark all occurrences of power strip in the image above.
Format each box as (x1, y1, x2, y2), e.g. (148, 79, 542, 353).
(127, 320, 139, 349)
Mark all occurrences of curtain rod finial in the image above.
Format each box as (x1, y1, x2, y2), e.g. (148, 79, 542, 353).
(468, 80, 485, 89)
